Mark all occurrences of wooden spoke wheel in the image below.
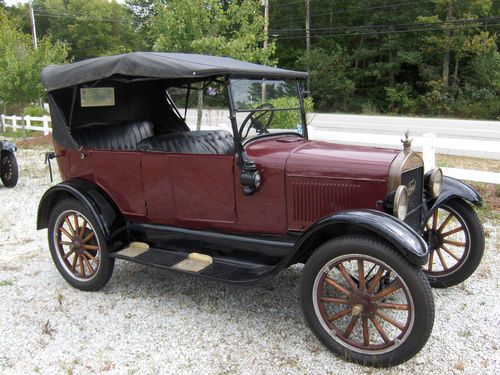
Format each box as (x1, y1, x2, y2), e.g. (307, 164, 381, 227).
(422, 199, 484, 288)
(48, 198, 114, 291)
(1, 151, 18, 188)
(314, 255, 413, 354)
(301, 236, 434, 367)
(54, 210, 100, 281)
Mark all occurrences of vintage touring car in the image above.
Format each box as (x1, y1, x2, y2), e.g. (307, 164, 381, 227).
(0, 140, 18, 187)
(38, 53, 484, 367)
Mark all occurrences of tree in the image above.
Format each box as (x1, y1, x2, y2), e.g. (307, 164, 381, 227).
(151, 0, 275, 64)
(34, 0, 141, 61)
(0, 9, 67, 112)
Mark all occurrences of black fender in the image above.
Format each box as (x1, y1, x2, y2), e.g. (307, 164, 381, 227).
(37, 179, 127, 250)
(0, 140, 17, 153)
(286, 209, 429, 267)
(423, 174, 482, 222)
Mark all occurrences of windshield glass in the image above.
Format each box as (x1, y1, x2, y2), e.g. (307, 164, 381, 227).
(230, 79, 305, 140)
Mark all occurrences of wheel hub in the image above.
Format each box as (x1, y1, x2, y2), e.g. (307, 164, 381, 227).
(349, 290, 377, 318)
(425, 229, 442, 250)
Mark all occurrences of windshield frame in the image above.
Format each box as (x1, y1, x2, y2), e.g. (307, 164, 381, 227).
(226, 77, 309, 143)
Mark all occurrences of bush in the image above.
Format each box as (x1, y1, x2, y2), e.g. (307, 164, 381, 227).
(267, 96, 313, 129)
(23, 106, 44, 117)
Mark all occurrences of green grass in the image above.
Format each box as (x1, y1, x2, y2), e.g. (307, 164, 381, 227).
(0, 129, 39, 139)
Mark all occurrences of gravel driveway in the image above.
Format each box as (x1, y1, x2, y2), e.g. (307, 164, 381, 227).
(0, 149, 499, 374)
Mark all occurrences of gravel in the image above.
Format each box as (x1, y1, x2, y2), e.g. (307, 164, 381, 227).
(0, 148, 499, 375)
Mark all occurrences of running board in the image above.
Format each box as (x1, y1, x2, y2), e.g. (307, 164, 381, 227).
(111, 244, 275, 283)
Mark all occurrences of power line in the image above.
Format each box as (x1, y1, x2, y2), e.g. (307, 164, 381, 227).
(271, 17, 500, 35)
(273, 21, 500, 40)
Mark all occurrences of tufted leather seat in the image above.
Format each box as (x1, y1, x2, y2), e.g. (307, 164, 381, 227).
(137, 130, 235, 155)
(72, 120, 154, 150)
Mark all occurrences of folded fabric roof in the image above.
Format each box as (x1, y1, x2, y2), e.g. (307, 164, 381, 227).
(41, 52, 308, 92)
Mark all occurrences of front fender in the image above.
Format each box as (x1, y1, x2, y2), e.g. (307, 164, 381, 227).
(0, 140, 17, 153)
(37, 179, 127, 249)
(287, 209, 429, 267)
(423, 175, 482, 221)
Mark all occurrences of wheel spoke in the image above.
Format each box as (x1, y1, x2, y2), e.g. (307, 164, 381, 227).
(378, 302, 408, 311)
(376, 310, 405, 331)
(82, 254, 94, 274)
(72, 214, 80, 237)
(71, 253, 78, 272)
(59, 227, 74, 240)
(336, 263, 357, 290)
(432, 210, 439, 230)
(443, 239, 466, 247)
(324, 277, 351, 297)
(79, 255, 85, 276)
(63, 248, 76, 259)
(64, 217, 76, 237)
(83, 244, 99, 251)
(441, 226, 464, 238)
(320, 297, 349, 305)
(372, 279, 402, 300)
(436, 248, 448, 270)
(59, 241, 72, 246)
(428, 250, 434, 272)
(344, 315, 360, 338)
(362, 317, 370, 346)
(441, 244, 461, 261)
(84, 250, 98, 264)
(369, 317, 390, 344)
(79, 219, 87, 237)
(437, 212, 454, 233)
(82, 231, 95, 243)
(357, 260, 366, 289)
(328, 307, 352, 322)
(367, 267, 385, 293)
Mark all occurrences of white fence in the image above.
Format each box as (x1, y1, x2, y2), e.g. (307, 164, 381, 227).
(0, 114, 51, 135)
(1, 112, 499, 184)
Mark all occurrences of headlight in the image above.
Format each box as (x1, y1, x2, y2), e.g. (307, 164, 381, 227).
(429, 167, 443, 198)
(253, 172, 261, 188)
(394, 185, 408, 220)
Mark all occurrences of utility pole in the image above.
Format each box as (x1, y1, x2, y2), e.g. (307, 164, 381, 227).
(262, 0, 269, 101)
(29, 0, 38, 50)
(305, 0, 311, 90)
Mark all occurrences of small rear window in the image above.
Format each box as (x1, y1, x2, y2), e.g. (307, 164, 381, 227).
(80, 87, 115, 107)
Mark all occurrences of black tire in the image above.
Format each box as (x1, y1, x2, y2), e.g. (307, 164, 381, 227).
(48, 198, 114, 291)
(301, 235, 434, 367)
(423, 198, 485, 288)
(1, 151, 18, 187)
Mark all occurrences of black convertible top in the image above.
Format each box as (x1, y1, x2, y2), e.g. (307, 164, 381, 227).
(41, 52, 308, 92)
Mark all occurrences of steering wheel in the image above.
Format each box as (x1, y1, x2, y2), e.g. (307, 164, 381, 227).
(239, 103, 275, 140)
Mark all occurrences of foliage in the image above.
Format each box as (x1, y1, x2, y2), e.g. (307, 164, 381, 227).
(24, 106, 45, 116)
(33, 0, 141, 61)
(151, 0, 275, 64)
(0, 9, 67, 112)
(267, 96, 313, 129)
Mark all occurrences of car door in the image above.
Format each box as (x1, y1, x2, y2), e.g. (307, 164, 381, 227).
(141, 152, 237, 227)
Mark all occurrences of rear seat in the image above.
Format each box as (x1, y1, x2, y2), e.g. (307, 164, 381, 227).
(72, 120, 154, 150)
(137, 130, 235, 155)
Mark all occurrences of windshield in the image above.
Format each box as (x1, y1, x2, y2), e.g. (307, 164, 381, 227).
(230, 79, 305, 140)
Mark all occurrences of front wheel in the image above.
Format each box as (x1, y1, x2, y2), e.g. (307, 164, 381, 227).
(1, 151, 18, 187)
(48, 198, 114, 291)
(301, 236, 434, 367)
(422, 199, 484, 288)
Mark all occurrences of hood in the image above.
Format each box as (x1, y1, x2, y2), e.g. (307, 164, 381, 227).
(286, 140, 399, 182)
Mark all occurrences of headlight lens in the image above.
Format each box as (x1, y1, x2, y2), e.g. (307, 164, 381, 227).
(429, 167, 443, 198)
(253, 172, 261, 189)
(394, 185, 408, 220)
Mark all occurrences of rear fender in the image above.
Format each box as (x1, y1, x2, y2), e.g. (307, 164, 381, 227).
(286, 209, 429, 267)
(37, 179, 127, 250)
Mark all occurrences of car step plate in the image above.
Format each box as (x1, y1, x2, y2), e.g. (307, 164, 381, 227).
(116, 242, 150, 257)
(171, 252, 213, 273)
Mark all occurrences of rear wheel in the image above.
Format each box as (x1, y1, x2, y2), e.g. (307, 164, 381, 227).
(48, 198, 114, 291)
(422, 199, 484, 288)
(301, 236, 434, 367)
(1, 151, 18, 187)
